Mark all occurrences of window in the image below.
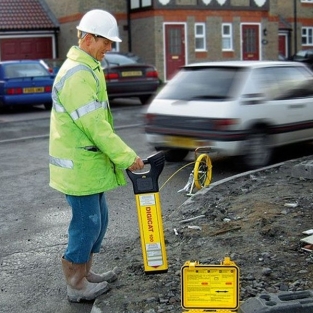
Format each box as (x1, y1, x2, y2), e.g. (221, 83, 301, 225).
(4, 63, 50, 78)
(130, 0, 152, 9)
(222, 23, 233, 51)
(131, 0, 140, 8)
(156, 67, 241, 101)
(254, 66, 313, 100)
(301, 0, 313, 3)
(302, 27, 313, 45)
(108, 41, 119, 52)
(142, 0, 152, 6)
(195, 23, 206, 51)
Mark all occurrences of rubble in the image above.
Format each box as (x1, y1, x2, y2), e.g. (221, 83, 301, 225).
(92, 155, 313, 313)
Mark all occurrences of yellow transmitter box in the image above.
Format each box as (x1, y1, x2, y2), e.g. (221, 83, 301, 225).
(127, 152, 168, 274)
(181, 257, 239, 312)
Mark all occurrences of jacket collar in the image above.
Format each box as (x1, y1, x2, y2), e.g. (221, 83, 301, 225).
(67, 46, 101, 71)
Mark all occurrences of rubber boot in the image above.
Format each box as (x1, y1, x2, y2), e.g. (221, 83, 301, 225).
(86, 254, 121, 283)
(61, 257, 110, 302)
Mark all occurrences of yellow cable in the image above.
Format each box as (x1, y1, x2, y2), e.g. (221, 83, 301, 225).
(160, 161, 195, 190)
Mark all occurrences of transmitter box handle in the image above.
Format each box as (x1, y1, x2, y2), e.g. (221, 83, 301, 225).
(126, 151, 165, 194)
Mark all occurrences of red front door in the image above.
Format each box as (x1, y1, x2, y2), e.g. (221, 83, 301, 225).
(242, 25, 260, 60)
(165, 24, 186, 81)
(279, 34, 287, 58)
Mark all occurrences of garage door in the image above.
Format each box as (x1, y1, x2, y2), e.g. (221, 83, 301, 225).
(0, 37, 53, 61)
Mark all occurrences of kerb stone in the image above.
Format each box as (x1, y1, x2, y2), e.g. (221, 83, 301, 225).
(291, 160, 313, 179)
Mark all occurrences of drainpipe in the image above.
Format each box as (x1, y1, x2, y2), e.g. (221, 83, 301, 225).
(127, 0, 132, 52)
(54, 29, 59, 58)
(293, 0, 297, 54)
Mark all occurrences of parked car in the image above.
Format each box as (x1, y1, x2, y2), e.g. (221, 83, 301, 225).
(101, 52, 160, 104)
(291, 49, 313, 70)
(39, 59, 53, 73)
(42, 58, 65, 74)
(0, 60, 54, 110)
(144, 61, 313, 169)
(278, 53, 287, 61)
(116, 51, 145, 63)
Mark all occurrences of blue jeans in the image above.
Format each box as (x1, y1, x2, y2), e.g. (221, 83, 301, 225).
(64, 193, 109, 263)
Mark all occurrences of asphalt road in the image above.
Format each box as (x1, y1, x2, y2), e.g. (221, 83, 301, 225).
(1, 101, 313, 313)
(0, 102, 199, 313)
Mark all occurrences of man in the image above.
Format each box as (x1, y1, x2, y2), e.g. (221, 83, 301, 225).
(49, 9, 144, 302)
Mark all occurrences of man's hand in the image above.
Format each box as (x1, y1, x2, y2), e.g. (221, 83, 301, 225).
(128, 156, 144, 171)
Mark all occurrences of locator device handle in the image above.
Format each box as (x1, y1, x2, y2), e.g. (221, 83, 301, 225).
(126, 151, 165, 194)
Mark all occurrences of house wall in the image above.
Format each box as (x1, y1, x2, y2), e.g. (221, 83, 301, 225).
(45, 0, 125, 17)
(273, 0, 313, 19)
(45, 0, 127, 57)
(44, 0, 313, 81)
(130, 7, 278, 80)
(130, 17, 157, 65)
(272, 0, 313, 54)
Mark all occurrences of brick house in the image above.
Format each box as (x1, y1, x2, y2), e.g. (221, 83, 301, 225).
(0, 0, 59, 60)
(44, 0, 313, 81)
(2, 0, 313, 82)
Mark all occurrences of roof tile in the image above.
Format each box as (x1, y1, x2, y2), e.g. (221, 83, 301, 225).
(0, 0, 59, 30)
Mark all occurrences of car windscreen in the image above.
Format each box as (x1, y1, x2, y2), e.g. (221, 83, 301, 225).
(102, 54, 137, 67)
(4, 63, 50, 78)
(156, 66, 244, 101)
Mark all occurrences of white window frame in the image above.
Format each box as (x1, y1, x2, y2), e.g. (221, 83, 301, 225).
(302, 27, 313, 46)
(111, 42, 120, 52)
(301, 0, 313, 3)
(195, 23, 206, 52)
(222, 23, 233, 51)
(130, 0, 152, 9)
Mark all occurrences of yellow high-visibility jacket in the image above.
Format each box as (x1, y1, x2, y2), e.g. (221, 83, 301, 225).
(49, 46, 136, 196)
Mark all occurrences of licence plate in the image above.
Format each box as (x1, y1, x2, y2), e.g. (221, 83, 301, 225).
(23, 87, 44, 93)
(121, 71, 142, 77)
(167, 136, 197, 149)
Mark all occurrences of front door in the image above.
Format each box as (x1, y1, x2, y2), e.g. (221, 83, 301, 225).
(278, 33, 288, 58)
(165, 24, 186, 81)
(242, 24, 260, 60)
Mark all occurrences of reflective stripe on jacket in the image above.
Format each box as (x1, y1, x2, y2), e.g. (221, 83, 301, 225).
(49, 46, 136, 195)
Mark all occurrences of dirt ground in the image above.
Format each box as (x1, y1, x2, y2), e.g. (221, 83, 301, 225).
(92, 155, 313, 313)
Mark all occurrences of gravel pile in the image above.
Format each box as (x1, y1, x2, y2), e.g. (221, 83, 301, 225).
(93, 156, 313, 313)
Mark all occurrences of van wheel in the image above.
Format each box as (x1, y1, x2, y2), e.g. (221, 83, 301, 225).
(242, 130, 272, 169)
(164, 149, 189, 162)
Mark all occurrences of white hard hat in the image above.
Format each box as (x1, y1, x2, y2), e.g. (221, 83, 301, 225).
(77, 9, 122, 42)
